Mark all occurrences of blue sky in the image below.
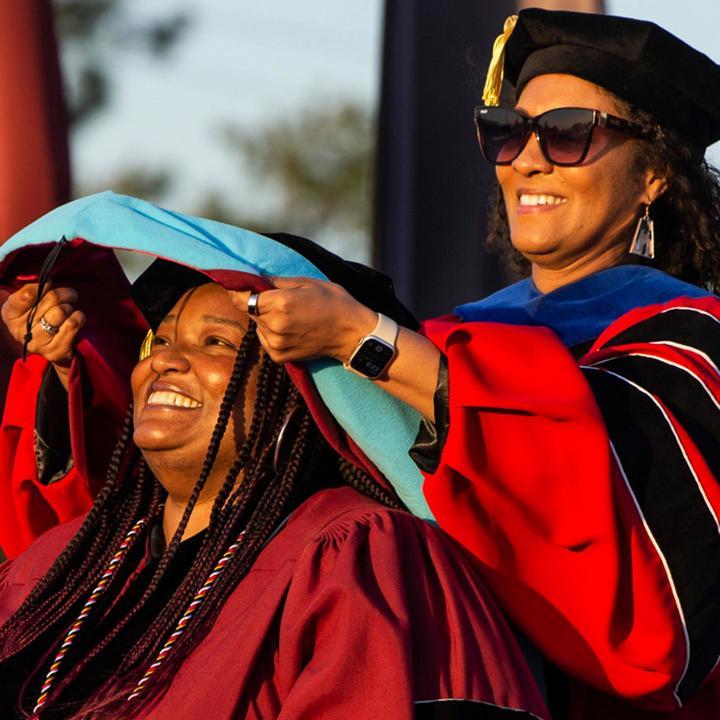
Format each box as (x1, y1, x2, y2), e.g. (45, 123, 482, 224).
(70, 0, 383, 216)
(70, 1, 720, 240)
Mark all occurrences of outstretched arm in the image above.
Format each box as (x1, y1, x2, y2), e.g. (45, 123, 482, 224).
(231, 277, 441, 420)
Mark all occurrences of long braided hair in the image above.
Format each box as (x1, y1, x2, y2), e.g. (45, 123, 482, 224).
(0, 323, 401, 718)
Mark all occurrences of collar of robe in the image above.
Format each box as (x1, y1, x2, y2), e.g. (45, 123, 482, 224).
(455, 264, 711, 348)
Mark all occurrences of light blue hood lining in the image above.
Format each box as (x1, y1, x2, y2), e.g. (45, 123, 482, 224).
(1, 191, 433, 520)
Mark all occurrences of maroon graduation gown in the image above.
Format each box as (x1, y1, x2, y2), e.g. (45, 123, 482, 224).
(0, 487, 549, 720)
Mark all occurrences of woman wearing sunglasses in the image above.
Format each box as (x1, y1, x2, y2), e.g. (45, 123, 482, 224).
(224, 9, 720, 720)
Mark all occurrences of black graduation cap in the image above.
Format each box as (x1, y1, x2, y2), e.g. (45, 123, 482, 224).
(487, 8, 720, 149)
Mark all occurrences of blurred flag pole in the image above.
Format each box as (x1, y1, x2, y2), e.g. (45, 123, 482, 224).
(374, 0, 604, 318)
(0, 0, 71, 407)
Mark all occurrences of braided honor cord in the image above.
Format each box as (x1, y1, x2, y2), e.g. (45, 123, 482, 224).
(127, 529, 247, 702)
(32, 518, 147, 717)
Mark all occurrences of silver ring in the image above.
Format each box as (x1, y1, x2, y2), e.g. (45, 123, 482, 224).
(247, 292, 261, 317)
(39, 316, 60, 336)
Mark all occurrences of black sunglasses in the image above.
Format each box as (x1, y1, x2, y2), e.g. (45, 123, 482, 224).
(473, 106, 644, 167)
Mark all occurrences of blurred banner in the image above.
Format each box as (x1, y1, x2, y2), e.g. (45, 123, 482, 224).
(375, 0, 604, 318)
(0, 0, 70, 406)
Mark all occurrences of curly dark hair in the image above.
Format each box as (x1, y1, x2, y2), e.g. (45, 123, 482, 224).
(484, 93, 720, 292)
(0, 324, 402, 718)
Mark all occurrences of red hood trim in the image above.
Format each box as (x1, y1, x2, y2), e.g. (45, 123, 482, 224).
(0, 238, 394, 496)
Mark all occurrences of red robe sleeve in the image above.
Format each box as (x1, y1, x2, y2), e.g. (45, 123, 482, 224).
(0, 243, 147, 559)
(0, 348, 134, 559)
(272, 509, 549, 720)
(420, 295, 720, 714)
(0, 355, 91, 558)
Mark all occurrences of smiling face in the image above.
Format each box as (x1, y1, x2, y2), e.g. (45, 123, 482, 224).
(496, 73, 665, 291)
(131, 283, 258, 499)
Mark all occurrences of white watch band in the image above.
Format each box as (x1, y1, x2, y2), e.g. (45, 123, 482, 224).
(371, 313, 399, 346)
(343, 312, 399, 377)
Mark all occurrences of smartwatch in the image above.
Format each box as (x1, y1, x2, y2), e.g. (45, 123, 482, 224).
(344, 313, 398, 379)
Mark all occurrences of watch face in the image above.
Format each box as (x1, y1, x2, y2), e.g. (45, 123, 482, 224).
(349, 338, 395, 379)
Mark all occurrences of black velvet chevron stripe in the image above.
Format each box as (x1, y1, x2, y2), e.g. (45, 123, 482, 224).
(596, 308, 720, 368)
(415, 700, 542, 719)
(582, 365, 720, 701)
(595, 355, 720, 480)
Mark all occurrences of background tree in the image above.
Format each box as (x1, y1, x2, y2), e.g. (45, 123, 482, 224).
(199, 101, 375, 260)
(52, 3, 375, 261)
(53, 0, 190, 129)
(52, 0, 189, 206)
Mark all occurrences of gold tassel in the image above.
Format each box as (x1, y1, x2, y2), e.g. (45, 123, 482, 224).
(482, 14, 519, 107)
(139, 328, 155, 361)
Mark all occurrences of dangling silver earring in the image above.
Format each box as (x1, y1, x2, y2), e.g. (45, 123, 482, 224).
(629, 202, 655, 259)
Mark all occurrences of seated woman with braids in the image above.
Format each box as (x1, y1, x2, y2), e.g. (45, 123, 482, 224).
(0, 193, 548, 720)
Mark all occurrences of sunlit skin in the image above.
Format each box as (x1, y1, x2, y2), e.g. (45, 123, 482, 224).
(496, 73, 667, 293)
(131, 283, 260, 542)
